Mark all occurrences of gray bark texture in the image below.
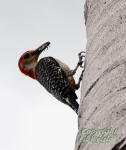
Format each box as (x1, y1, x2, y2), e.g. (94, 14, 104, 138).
(75, 0, 126, 150)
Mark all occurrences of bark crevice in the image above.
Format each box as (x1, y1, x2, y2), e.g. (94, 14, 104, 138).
(111, 137, 126, 150)
(85, 59, 126, 97)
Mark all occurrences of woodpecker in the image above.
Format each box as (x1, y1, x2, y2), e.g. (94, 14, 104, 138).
(18, 42, 85, 114)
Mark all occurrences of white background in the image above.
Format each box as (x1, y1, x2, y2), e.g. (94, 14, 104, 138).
(0, 0, 86, 149)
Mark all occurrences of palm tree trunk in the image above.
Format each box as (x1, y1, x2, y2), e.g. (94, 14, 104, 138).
(75, 0, 126, 149)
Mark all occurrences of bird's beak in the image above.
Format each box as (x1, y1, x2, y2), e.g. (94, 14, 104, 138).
(32, 42, 50, 56)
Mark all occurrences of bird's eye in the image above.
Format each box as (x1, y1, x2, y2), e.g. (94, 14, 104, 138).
(23, 53, 30, 59)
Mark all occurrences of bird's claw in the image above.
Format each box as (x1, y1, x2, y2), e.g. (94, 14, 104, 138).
(78, 51, 85, 68)
(78, 51, 85, 55)
(78, 60, 83, 68)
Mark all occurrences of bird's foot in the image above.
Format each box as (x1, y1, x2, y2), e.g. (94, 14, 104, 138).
(69, 51, 86, 76)
(75, 69, 84, 90)
(78, 51, 85, 68)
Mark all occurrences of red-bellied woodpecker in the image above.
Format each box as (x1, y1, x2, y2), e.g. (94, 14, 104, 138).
(18, 42, 85, 114)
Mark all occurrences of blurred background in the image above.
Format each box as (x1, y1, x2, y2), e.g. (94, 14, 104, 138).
(0, 0, 86, 149)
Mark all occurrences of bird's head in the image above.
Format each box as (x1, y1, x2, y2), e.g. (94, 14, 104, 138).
(18, 41, 50, 79)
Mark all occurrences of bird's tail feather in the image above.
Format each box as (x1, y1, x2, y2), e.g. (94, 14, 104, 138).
(67, 97, 79, 114)
(70, 100, 79, 114)
(67, 89, 79, 114)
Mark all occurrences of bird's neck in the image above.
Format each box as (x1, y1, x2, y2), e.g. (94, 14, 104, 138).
(27, 68, 36, 79)
(21, 62, 37, 80)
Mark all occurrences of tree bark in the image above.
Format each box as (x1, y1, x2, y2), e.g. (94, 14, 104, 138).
(75, 0, 126, 150)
